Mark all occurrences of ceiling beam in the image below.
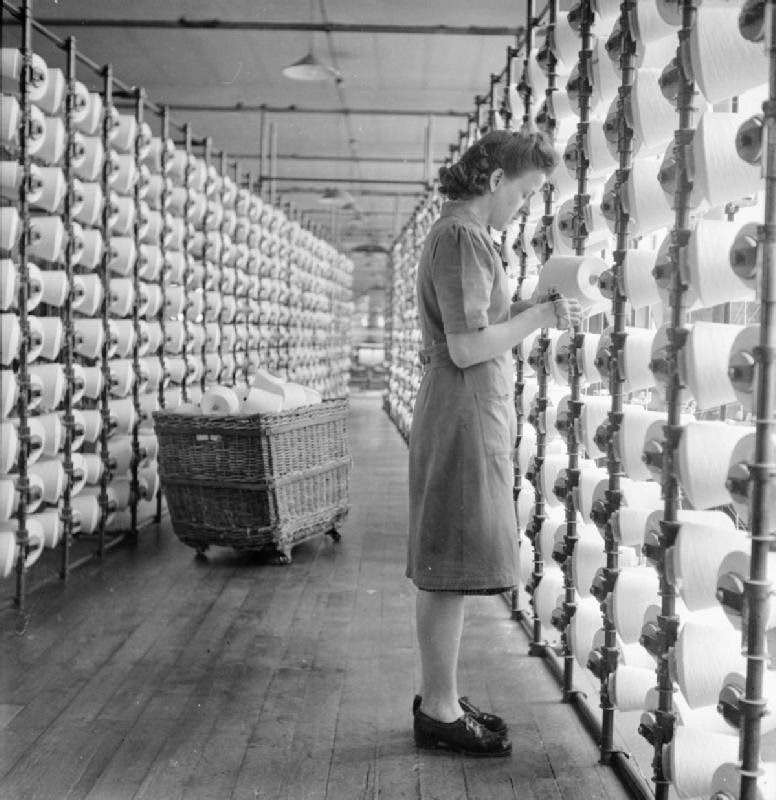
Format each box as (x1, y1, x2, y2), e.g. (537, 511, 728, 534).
(18, 18, 522, 37)
(232, 153, 446, 164)
(266, 176, 428, 185)
(278, 187, 420, 197)
(167, 103, 467, 118)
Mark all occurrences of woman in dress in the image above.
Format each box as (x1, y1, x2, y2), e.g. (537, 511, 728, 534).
(407, 129, 581, 756)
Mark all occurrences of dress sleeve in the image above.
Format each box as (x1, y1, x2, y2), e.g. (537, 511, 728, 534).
(430, 222, 496, 334)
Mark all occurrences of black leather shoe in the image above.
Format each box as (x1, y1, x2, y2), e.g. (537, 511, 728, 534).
(413, 710, 512, 757)
(412, 694, 508, 736)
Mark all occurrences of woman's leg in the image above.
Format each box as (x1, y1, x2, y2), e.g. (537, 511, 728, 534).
(416, 589, 466, 723)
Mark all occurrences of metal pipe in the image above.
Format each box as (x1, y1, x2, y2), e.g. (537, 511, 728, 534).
(166, 103, 469, 118)
(645, 4, 699, 798)
(232, 152, 447, 164)
(739, 5, 776, 797)
(560, 0, 594, 704)
(13, 0, 33, 610)
(597, 0, 637, 766)
(98, 63, 113, 561)
(60, 34, 77, 580)
(129, 86, 145, 543)
(181, 123, 193, 404)
(269, 124, 278, 206)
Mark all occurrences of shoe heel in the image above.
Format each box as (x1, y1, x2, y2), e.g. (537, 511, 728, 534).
(413, 728, 439, 749)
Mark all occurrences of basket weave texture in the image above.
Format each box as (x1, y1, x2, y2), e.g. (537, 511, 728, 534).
(153, 398, 351, 553)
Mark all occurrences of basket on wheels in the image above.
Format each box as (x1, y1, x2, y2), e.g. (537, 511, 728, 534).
(153, 398, 351, 564)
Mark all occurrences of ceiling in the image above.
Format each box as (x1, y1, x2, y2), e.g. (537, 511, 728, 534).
(2, 0, 527, 294)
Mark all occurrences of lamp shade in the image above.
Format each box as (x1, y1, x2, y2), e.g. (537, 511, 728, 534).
(282, 51, 336, 82)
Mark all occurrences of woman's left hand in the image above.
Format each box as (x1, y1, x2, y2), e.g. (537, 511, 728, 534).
(551, 297, 582, 330)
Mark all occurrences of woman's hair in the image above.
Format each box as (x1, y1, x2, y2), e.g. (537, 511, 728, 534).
(438, 129, 558, 200)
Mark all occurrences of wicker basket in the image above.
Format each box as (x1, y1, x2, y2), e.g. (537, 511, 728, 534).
(153, 398, 351, 562)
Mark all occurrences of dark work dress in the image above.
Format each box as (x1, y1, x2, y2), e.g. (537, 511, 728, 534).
(406, 201, 519, 593)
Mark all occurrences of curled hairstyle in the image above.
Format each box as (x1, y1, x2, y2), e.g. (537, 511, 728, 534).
(438, 130, 558, 200)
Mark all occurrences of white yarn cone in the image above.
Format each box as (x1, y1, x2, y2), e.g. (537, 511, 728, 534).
(612, 566, 659, 643)
(515, 478, 536, 528)
(518, 531, 534, 587)
(720, 669, 776, 736)
(663, 727, 740, 799)
(570, 523, 605, 598)
(693, 113, 763, 208)
(727, 431, 760, 522)
(686, 219, 757, 308)
(622, 249, 661, 309)
(632, 2, 680, 43)
(518, 423, 538, 476)
(672, 619, 745, 709)
(711, 761, 776, 800)
(200, 385, 240, 415)
(717, 550, 776, 634)
(533, 565, 565, 630)
(680, 322, 745, 410)
(575, 465, 609, 522)
(622, 326, 657, 394)
(579, 395, 610, 459)
(531, 254, 608, 313)
(617, 406, 665, 481)
(649, 325, 690, 405)
(677, 421, 753, 510)
(586, 118, 618, 177)
(626, 156, 674, 236)
(555, 195, 612, 261)
(690, 5, 768, 104)
(543, 455, 570, 508)
(552, 12, 580, 74)
(612, 506, 660, 548)
(668, 520, 746, 612)
(569, 596, 603, 668)
(729, 325, 760, 415)
(631, 68, 675, 152)
(609, 665, 655, 712)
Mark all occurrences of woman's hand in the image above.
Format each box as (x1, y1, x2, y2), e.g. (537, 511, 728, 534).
(535, 286, 583, 330)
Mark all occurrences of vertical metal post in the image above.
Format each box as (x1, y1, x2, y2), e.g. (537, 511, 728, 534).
(232, 160, 241, 384)
(14, 0, 33, 610)
(60, 34, 77, 579)
(181, 123, 192, 403)
(269, 123, 278, 206)
(598, 0, 636, 763)
(562, 0, 594, 702)
(740, 5, 776, 797)
(258, 109, 266, 198)
(98, 63, 114, 559)
(201, 137, 212, 395)
(643, 4, 698, 798)
(129, 87, 145, 543)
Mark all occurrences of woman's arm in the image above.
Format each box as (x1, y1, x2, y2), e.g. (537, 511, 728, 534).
(447, 297, 582, 369)
(510, 299, 534, 318)
(447, 303, 553, 369)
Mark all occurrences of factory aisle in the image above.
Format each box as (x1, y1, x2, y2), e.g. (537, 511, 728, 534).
(0, 392, 633, 800)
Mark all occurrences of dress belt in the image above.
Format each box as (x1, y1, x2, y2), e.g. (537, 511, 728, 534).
(418, 341, 454, 369)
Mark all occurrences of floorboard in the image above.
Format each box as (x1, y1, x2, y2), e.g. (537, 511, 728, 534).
(0, 392, 635, 800)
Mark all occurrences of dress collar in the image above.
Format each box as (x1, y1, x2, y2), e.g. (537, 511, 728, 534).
(439, 200, 490, 233)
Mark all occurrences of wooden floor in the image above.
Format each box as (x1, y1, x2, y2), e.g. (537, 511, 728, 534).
(0, 392, 633, 800)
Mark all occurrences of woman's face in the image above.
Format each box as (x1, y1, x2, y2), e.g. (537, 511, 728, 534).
(487, 168, 545, 231)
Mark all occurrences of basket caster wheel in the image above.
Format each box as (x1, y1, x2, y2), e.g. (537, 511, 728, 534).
(327, 528, 341, 543)
(194, 546, 209, 562)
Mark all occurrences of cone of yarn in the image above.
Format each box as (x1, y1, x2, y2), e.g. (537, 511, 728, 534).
(717, 550, 776, 634)
(631, 68, 675, 152)
(711, 761, 776, 800)
(612, 566, 659, 643)
(515, 478, 536, 528)
(685, 220, 757, 308)
(617, 406, 665, 481)
(622, 249, 661, 309)
(626, 157, 674, 236)
(672, 619, 745, 709)
(542, 455, 570, 508)
(669, 520, 746, 612)
(579, 395, 610, 459)
(533, 565, 565, 630)
(690, 5, 768, 105)
(619, 639, 656, 670)
(609, 665, 655, 712)
(571, 524, 605, 598)
(677, 421, 753, 510)
(720, 669, 776, 736)
(586, 119, 618, 177)
(649, 325, 690, 404)
(575, 466, 609, 522)
(663, 727, 740, 799)
(569, 596, 603, 668)
(555, 198, 612, 264)
(612, 507, 660, 548)
(518, 423, 537, 475)
(199, 385, 240, 415)
(728, 325, 759, 414)
(726, 431, 762, 522)
(533, 254, 608, 313)
(578, 334, 602, 386)
(548, 331, 571, 387)
(551, 12, 580, 74)
(622, 327, 658, 394)
(694, 113, 764, 210)
(518, 531, 534, 586)
(680, 322, 745, 410)
(595, 478, 661, 523)
(538, 508, 566, 564)
(631, 2, 680, 43)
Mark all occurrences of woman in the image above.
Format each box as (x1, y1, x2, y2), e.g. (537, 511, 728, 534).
(407, 129, 581, 757)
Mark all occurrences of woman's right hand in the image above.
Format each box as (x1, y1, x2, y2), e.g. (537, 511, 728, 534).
(536, 288, 582, 330)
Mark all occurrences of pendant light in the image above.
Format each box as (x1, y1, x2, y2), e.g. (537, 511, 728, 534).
(282, 0, 339, 82)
